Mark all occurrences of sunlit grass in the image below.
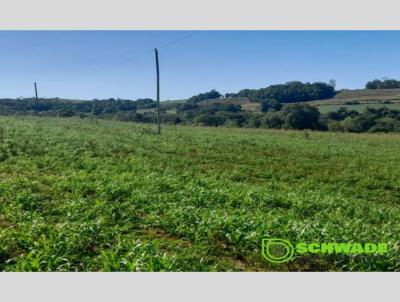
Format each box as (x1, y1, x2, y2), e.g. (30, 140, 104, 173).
(0, 116, 399, 271)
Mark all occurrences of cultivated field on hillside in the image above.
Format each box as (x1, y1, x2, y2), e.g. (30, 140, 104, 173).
(0, 117, 399, 271)
(306, 89, 400, 113)
(310, 89, 400, 105)
(317, 102, 400, 113)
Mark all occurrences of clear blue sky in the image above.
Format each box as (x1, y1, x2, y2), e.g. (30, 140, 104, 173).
(1, 31, 400, 100)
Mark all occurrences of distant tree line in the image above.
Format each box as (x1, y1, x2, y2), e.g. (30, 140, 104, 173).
(322, 107, 400, 133)
(0, 97, 158, 123)
(2, 80, 400, 133)
(176, 96, 400, 132)
(365, 79, 400, 89)
(187, 89, 222, 102)
(229, 81, 336, 102)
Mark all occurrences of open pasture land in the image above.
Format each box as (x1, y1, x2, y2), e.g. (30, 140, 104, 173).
(304, 88, 400, 113)
(317, 102, 400, 113)
(0, 117, 399, 271)
(309, 88, 400, 105)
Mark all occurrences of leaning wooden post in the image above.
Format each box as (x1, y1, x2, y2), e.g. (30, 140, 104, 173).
(155, 48, 161, 135)
(34, 82, 39, 104)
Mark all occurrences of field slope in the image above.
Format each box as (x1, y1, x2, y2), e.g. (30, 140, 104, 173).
(307, 89, 400, 113)
(0, 117, 399, 271)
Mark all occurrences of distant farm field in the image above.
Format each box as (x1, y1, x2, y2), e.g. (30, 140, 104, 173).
(304, 88, 400, 113)
(0, 117, 399, 271)
(317, 102, 400, 113)
(309, 88, 400, 105)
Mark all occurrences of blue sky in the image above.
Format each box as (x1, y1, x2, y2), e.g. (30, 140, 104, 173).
(1, 31, 400, 100)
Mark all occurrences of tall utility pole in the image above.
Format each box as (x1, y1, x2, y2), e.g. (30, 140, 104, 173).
(155, 48, 161, 135)
(34, 82, 39, 104)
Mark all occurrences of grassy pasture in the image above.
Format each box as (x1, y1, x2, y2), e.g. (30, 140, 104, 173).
(0, 116, 399, 271)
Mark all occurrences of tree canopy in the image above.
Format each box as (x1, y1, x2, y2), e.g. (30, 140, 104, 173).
(187, 90, 222, 103)
(365, 79, 400, 89)
(232, 81, 335, 102)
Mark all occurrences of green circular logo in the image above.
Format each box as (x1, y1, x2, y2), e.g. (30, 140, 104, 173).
(262, 238, 294, 263)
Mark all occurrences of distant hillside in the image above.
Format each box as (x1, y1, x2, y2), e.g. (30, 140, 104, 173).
(164, 89, 400, 114)
(164, 88, 400, 116)
(303, 89, 400, 113)
(306, 89, 400, 105)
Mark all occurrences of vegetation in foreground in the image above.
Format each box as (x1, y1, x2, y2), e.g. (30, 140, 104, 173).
(0, 116, 399, 271)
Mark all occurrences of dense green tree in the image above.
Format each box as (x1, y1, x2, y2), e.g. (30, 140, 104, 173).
(341, 115, 375, 133)
(194, 114, 226, 126)
(324, 107, 359, 121)
(369, 117, 400, 133)
(235, 81, 335, 103)
(260, 99, 281, 112)
(281, 104, 320, 130)
(261, 112, 284, 128)
(188, 90, 222, 103)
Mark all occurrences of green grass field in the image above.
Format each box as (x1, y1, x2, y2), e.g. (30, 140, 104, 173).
(0, 116, 399, 271)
